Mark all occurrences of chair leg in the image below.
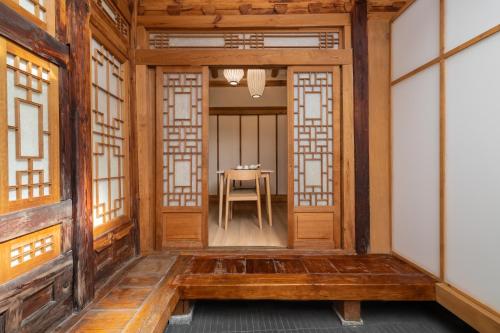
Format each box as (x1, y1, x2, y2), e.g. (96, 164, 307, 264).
(230, 202, 233, 220)
(256, 198, 262, 230)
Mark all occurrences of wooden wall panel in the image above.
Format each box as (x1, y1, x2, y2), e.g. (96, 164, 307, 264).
(367, 16, 390, 253)
(208, 116, 219, 195)
(259, 115, 277, 194)
(277, 115, 288, 195)
(218, 116, 240, 173)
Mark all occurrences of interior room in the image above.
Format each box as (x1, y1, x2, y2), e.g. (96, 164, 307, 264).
(0, 1, 498, 333)
(208, 67, 288, 247)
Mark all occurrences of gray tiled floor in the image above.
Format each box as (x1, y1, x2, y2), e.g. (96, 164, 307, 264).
(166, 301, 476, 333)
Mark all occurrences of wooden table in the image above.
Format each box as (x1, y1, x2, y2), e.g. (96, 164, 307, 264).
(217, 170, 273, 228)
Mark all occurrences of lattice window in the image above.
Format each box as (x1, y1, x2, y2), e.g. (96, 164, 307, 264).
(10, 0, 47, 22)
(293, 71, 335, 207)
(149, 31, 341, 50)
(161, 72, 203, 207)
(0, 224, 61, 284)
(0, 39, 60, 214)
(91, 37, 129, 230)
(92, 0, 129, 39)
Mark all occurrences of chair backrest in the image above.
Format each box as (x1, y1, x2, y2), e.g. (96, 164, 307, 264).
(225, 169, 261, 182)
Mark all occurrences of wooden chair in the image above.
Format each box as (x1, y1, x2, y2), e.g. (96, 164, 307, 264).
(224, 169, 262, 230)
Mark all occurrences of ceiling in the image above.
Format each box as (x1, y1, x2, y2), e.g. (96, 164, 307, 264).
(138, 0, 409, 16)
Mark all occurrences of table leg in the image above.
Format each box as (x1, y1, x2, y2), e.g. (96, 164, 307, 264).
(265, 175, 273, 226)
(218, 174, 224, 228)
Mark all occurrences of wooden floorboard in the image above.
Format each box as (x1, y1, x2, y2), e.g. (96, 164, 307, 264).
(54, 252, 436, 333)
(173, 254, 436, 301)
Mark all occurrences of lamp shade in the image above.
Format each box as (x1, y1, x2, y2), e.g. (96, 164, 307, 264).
(247, 69, 266, 98)
(223, 69, 244, 86)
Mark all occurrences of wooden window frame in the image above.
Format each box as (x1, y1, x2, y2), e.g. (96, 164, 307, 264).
(89, 27, 131, 239)
(0, 38, 60, 214)
(2, 0, 56, 36)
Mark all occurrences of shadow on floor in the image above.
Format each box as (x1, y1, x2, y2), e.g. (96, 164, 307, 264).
(166, 300, 476, 333)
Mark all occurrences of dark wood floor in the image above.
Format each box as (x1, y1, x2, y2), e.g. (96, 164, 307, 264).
(56, 252, 436, 332)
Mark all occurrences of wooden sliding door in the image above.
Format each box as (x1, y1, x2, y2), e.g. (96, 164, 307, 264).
(288, 66, 341, 248)
(156, 67, 208, 248)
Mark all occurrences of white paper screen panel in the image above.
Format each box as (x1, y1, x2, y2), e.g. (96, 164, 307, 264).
(161, 72, 203, 207)
(445, 33, 500, 311)
(259, 115, 277, 194)
(218, 116, 240, 176)
(391, 65, 440, 276)
(277, 115, 288, 195)
(91, 38, 128, 226)
(208, 116, 218, 195)
(445, 0, 500, 51)
(391, 0, 439, 80)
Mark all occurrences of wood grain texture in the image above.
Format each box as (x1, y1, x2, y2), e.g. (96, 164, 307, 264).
(0, 2, 69, 67)
(436, 283, 500, 333)
(67, 0, 95, 309)
(137, 49, 353, 66)
(352, 0, 370, 254)
(137, 13, 351, 29)
(175, 254, 436, 300)
(367, 16, 391, 253)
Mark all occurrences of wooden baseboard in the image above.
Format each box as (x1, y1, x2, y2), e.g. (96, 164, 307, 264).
(436, 283, 500, 333)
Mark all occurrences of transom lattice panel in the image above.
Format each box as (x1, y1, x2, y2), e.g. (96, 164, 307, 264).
(149, 31, 341, 50)
(92, 0, 130, 39)
(0, 39, 60, 213)
(91, 38, 129, 229)
(293, 71, 335, 207)
(160, 72, 203, 207)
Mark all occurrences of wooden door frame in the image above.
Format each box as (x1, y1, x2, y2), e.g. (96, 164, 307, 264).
(155, 66, 209, 249)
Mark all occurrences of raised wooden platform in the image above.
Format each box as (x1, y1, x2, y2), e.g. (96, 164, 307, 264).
(174, 254, 436, 301)
(57, 252, 435, 332)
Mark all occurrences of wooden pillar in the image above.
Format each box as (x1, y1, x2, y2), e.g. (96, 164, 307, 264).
(128, 0, 140, 254)
(334, 301, 362, 324)
(67, 0, 94, 309)
(352, 0, 370, 254)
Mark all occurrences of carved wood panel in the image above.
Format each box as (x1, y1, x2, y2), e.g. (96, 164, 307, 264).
(0, 39, 60, 214)
(91, 37, 130, 235)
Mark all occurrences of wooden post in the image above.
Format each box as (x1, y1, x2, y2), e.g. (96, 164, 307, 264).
(67, 0, 94, 309)
(334, 301, 362, 325)
(352, 0, 370, 254)
(128, 0, 140, 255)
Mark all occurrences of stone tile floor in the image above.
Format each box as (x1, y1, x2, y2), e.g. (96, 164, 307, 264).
(166, 300, 476, 333)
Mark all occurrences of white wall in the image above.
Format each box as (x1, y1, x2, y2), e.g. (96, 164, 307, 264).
(391, 0, 439, 80)
(392, 65, 440, 276)
(391, 0, 441, 276)
(445, 32, 500, 311)
(392, 0, 500, 314)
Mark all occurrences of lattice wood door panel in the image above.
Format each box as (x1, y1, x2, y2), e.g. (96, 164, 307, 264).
(3, 0, 55, 34)
(0, 38, 60, 214)
(156, 67, 208, 248)
(91, 37, 130, 237)
(288, 66, 341, 248)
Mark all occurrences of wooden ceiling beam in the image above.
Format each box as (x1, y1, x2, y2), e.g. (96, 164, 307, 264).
(137, 13, 351, 29)
(136, 49, 352, 66)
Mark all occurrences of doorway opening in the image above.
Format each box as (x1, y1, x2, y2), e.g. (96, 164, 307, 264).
(207, 67, 288, 247)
